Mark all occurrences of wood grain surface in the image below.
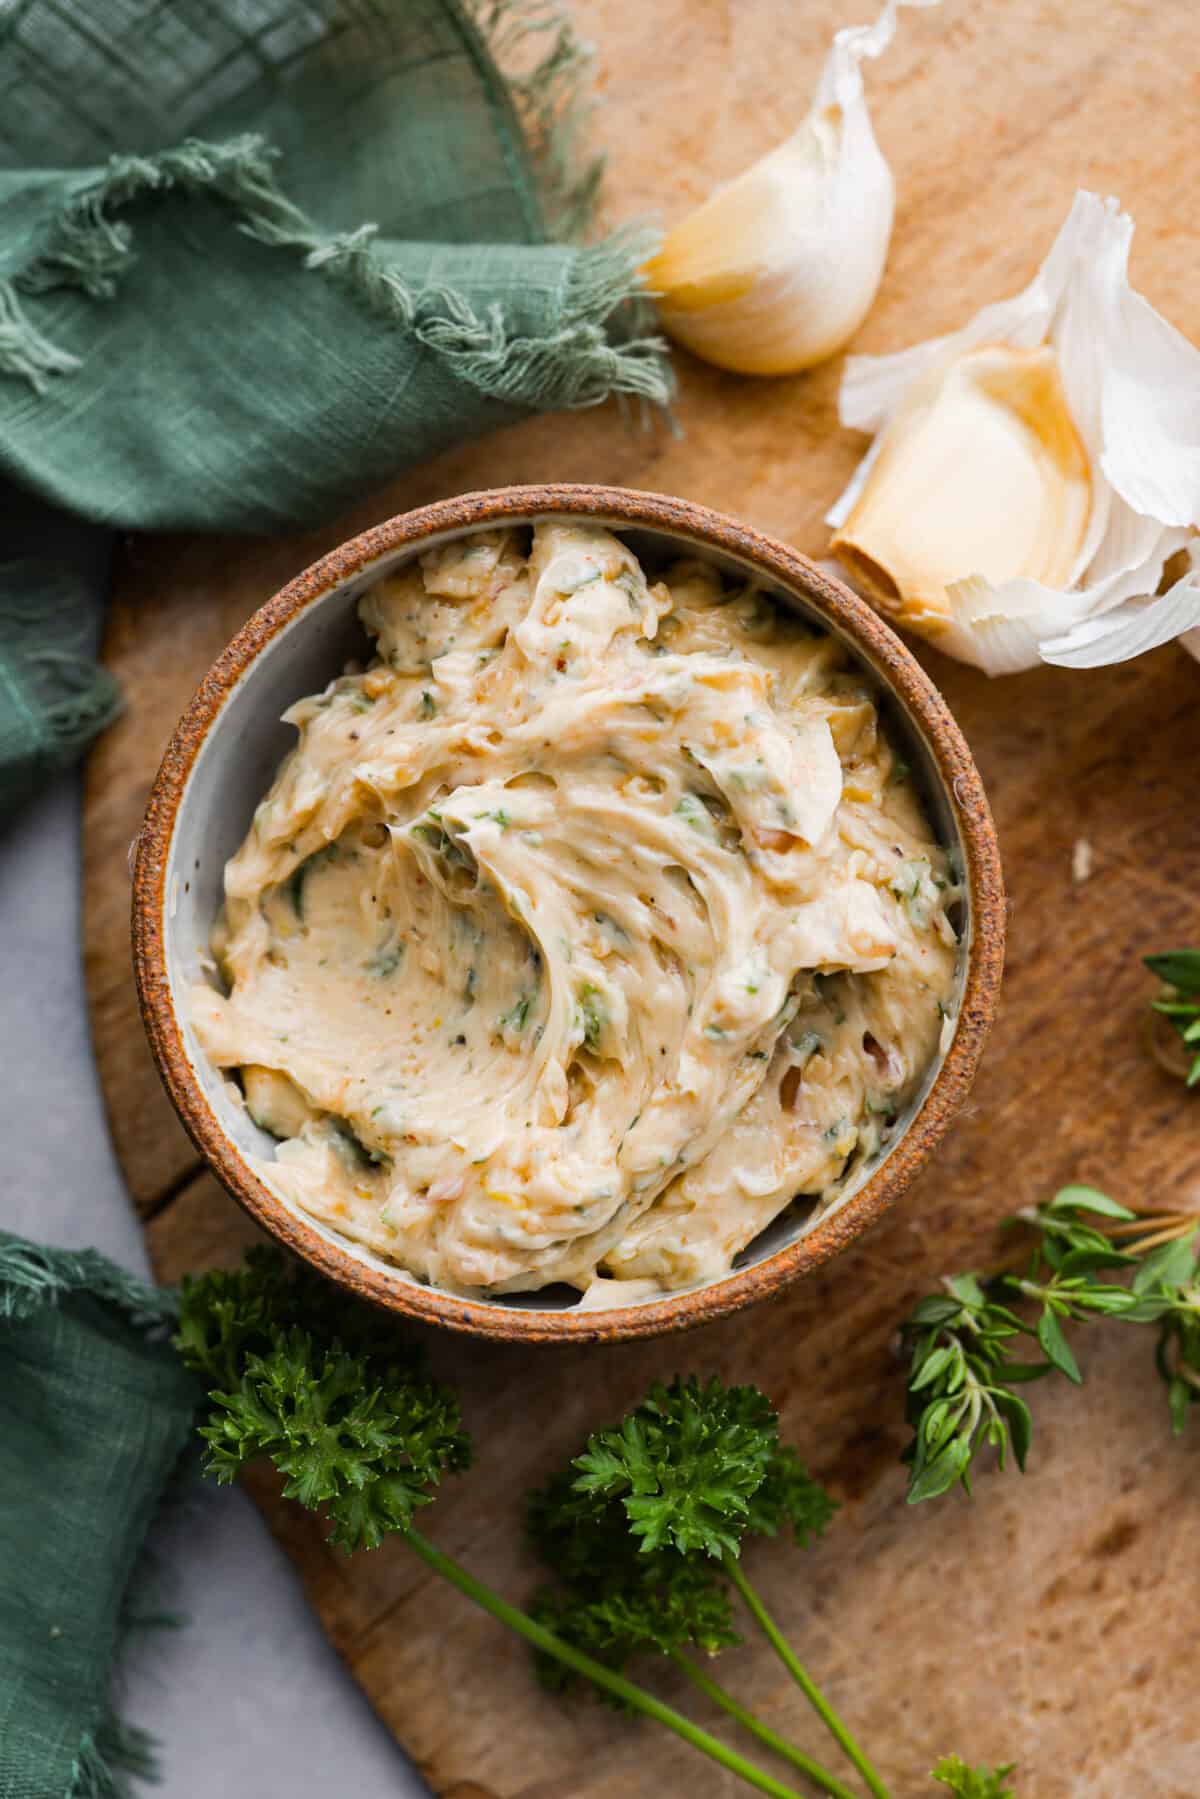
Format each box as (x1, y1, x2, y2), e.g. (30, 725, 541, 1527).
(84, 3, 1200, 1794)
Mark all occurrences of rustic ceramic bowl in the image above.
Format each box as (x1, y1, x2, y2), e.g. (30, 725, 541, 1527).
(133, 484, 1004, 1342)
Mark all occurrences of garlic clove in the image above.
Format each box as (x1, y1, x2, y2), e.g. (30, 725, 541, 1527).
(643, 1, 939, 377)
(643, 113, 892, 377)
(831, 345, 1092, 634)
(641, 138, 808, 319)
(829, 191, 1200, 673)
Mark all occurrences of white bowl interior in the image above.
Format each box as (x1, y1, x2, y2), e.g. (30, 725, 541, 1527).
(163, 516, 970, 1315)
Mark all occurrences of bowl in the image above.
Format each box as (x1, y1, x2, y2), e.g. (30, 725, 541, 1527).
(133, 484, 1004, 1342)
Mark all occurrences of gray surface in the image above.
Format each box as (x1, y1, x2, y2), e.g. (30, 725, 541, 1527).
(0, 777, 427, 1799)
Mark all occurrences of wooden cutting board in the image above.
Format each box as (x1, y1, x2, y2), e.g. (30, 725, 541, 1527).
(83, 3, 1200, 1794)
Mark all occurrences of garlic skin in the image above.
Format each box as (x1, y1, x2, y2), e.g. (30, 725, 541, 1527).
(643, 1, 940, 377)
(828, 192, 1200, 673)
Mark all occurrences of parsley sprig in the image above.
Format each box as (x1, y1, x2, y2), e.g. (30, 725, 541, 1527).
(529, 1377, 883, 1799)
(175, 1248, 471, 1549)
(903, 1188, 1200, 1502)
(178, 1258, 1007, 1798)
(1145, 948, 1200, 1086)
(177, 1257, 827, 1799)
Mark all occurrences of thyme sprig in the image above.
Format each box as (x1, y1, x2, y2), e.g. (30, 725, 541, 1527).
(902, 1187, 1200, 1502)
(1145, 948, 1200, 1086)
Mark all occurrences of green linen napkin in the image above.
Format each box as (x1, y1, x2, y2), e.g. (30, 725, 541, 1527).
(0, 1232, 200, 1799)
(0, 0, 670, 816)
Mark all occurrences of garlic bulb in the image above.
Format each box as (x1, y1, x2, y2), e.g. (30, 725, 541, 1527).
(828, 192, 1200, 673)
(642, 0, 940, 377)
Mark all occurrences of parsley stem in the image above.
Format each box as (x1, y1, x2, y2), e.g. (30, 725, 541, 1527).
(401, 1525, 808, 1799)
(668, 1649, 863, 1799)
(722, 1554, 892, 1799)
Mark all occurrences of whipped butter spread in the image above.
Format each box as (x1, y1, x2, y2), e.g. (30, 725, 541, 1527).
(193, 524, 958, 1297)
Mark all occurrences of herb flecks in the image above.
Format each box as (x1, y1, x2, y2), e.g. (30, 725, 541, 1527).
(366, 938, 405, 978)
(411, 813, 474, 876)
(500, 989, 536, 1037)
(576, 982, 606, 1053)
(283, 843, 339, 921)
(675, 792, 713, 834)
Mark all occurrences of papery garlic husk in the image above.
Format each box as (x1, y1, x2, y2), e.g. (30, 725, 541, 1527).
(828, 191, 1200, 673)
(642, 0, 940, 377)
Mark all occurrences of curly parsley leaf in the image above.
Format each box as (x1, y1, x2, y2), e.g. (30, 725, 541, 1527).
(527, 1376, 832, 1701)
(173, 1245, 297, 1391)
(528, 1560, 739, 1706)
(537, 1376, 835, 1566)
(527, 1456, 738, 1693)
(746, 1443, 839, 1546)
(931, 1756, 1017, 1797)
(568, 1376, 830, 1560)
(175, 1248, 471, 1551)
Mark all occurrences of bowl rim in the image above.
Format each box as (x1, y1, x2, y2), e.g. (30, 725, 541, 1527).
(132, 483, 1005, 1343)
